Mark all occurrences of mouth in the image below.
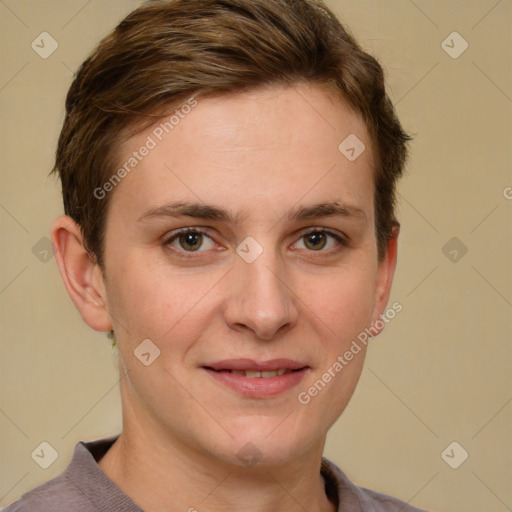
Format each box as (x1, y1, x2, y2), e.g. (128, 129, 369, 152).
(206, 368, 298, 378)
(201, 359, 310, 397)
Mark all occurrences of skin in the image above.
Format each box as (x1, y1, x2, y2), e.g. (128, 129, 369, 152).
(51, 82, 398, 512)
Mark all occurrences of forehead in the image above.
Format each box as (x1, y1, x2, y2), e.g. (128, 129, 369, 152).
(108, 83, 375, 224)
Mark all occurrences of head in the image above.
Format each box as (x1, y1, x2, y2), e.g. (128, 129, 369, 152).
(51, 0, 410, 468)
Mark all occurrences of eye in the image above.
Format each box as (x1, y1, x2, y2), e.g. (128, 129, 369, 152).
(164, 228, 216, 253)
(294, 229, 347, 252)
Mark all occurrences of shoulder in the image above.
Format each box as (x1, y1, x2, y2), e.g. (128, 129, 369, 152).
(2, 473, 87, 512)
(3, 435, 139, 512)
(354, 485, 429, 512)
(321, 457, 430, 512)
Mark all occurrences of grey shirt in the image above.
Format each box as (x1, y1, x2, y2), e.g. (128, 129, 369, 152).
(4, 436, 428, 511)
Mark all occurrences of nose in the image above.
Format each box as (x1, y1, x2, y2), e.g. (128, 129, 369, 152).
(223, 245, 299, 341)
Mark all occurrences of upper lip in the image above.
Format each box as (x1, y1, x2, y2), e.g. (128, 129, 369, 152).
(203, 358, 308, 371)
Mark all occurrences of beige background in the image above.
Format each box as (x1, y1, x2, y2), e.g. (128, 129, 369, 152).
(1, 1, 510, 511)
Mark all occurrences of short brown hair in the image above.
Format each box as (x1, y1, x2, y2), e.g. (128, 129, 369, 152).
(52, 0, 411, 268)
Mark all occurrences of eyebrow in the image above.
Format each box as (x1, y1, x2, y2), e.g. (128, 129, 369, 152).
(137, 200, 367, 226)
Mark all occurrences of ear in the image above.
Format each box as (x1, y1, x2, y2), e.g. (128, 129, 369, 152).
(51, 215, 113, 332)
(369, 223, 399, 336)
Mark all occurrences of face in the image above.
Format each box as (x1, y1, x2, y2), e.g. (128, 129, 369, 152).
(96, 83, 396, 466)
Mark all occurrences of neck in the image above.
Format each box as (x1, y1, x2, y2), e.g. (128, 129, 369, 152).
(98, 411, 335, 512)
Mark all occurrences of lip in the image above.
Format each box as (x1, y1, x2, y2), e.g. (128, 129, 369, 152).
(202, 358, 310, 398)
(204, 358, 307, 372)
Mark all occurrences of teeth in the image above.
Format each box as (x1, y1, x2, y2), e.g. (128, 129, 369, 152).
(228, 369, 289, 378)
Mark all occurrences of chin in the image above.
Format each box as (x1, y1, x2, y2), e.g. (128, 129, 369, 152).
(214, 421, 316, 469)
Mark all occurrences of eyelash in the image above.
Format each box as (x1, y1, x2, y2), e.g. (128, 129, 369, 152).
(162, 227, 348, 259)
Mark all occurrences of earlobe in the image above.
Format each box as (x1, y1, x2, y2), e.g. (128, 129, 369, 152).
(51, 215, 113, 332)
(369, 223, 399, 336)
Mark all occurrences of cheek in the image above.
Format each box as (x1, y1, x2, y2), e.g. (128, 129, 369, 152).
(295, 262, 375, 413)
(300, 262, 377, 342)
(293, 268, 374, 432)
(106, 254, 221, 345)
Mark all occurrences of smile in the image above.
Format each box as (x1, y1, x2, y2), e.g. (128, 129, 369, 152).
(217, 368, 292, 378)
(202, 359, 310, 397)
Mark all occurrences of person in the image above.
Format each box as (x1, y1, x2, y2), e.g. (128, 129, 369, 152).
(4, 0, 426, 510)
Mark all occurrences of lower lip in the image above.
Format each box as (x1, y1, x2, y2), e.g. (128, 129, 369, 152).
(204, 368, 309, 398)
